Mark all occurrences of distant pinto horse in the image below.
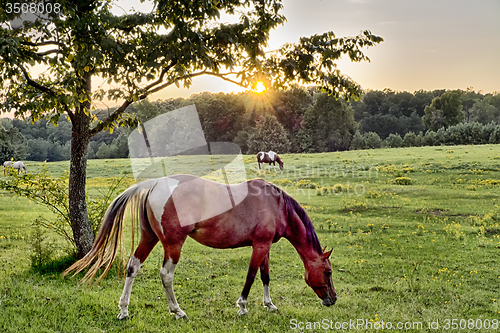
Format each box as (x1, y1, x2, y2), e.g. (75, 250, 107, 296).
(257, 151, 284, 174)
(64, 175, 336, 319)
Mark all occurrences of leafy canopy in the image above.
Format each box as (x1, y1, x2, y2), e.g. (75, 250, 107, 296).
(1, 0, 382, 132)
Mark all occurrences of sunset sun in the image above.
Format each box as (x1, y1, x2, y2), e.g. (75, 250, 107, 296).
(254, 81, 267, 93)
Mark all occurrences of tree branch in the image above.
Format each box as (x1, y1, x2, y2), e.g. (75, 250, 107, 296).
(142, 59, 178, 92)
(20, 40, 65, 48)
(142, 70, 245, 97)
(19, 65, 56, 95)
(18, 65, 72, 117)
(90, 99, 132, 136)
(37, 49, 61, 56)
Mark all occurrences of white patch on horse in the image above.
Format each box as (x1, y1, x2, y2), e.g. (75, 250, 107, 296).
(263, 285, 278, 311)
(147, 177, 179, 225)
(257, 152, 265, 174)
(160, 258, 187, 319)
(171, 176, 248, 227)
(117, 255, 141, 320)
(267, 151, 276, 161)
(236, 295, 248, 316)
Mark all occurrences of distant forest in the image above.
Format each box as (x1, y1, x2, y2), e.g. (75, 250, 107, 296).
(1, 87, 500, 162)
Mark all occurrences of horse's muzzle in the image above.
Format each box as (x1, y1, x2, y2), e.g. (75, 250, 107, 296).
(323, 295, 337, 306)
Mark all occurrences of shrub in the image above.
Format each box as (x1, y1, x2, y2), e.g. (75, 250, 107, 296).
(349, 131, 366, 150)
(394, 176, 413, 185)
(423, 130, 437, 146)
(383, 133, 403, 148)
(402, 132, 418, 147)
(490, 127, 500, 144)
(29, 219, 56, 270)
(0, 164, 127, 253)
(364, 132, 382, 149)
(296, 179, 319, 189)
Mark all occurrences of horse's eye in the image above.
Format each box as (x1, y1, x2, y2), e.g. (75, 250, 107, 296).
(325, 271, 332, 277)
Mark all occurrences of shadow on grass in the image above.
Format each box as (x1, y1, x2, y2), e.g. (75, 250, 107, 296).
(31, 254, 77, 275)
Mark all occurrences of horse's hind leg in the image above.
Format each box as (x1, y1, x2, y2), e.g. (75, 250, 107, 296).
(117, 234, 158, 320)
(260, 252, 278, 312)
(159, 239, 188, 319)
(237, 243, 272, 315)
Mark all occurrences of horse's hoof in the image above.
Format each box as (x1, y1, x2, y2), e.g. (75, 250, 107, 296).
(117, 312, 129, 320)
(266, 304, 278, 312)
(237, 308, 248, 316)
(174, 311, 188, 320)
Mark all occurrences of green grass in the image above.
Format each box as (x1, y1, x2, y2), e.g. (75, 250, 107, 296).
(1, 145, 500, 332)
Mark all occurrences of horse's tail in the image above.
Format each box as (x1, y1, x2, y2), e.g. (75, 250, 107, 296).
(63, 181, 154, 284)
(278, 185, 322, 254)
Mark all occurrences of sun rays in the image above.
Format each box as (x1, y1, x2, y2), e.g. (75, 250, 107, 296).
(253, 81, 267, 94)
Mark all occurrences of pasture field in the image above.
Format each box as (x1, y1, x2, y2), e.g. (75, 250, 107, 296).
(1, 145, 500, 332)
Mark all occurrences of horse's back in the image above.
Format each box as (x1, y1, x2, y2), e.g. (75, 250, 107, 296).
(151, 176, 286, 249)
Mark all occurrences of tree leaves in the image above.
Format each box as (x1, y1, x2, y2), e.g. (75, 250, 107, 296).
(1, 0, 382, 132)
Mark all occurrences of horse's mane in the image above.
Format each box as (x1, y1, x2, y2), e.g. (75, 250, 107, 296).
(269, 184, 322, 255)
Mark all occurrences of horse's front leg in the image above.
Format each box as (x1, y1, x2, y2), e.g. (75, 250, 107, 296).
(237, 244, 271, 315)
(260, 252, 278, 312)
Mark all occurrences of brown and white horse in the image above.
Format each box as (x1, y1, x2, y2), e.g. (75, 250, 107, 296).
(256, 151, 284, 174)
(64, 175, 336, 319)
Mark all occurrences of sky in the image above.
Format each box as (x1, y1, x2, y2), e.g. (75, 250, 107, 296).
(147, 0, 500, 99)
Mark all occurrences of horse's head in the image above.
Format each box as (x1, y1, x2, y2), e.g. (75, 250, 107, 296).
(276, 155, 284, 171)
(304, 248, 337, 306)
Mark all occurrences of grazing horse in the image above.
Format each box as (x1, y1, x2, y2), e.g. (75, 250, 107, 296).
(64, 174, 336, 319)
(12, 161, 27, 174)
(3, 161, 26, 175)
(256, 151, 284, 174)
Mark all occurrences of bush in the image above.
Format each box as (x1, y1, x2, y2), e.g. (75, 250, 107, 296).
(247, 114, 291, 154)
(0, 164, 127, 253)
(402, 132, 418, 147)
(423, 130, 437, 146)
(349, 131, 366, 150)
(365, 132, 382, 149)
(296, 179, 319, 189)
(489, 127, 500, 144)
(29, 219, 56, 270)
(394, 176, 413, 185)
(383, 133, 403, 148)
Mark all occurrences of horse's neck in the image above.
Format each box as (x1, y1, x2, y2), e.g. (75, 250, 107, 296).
(285, 217, 321, 265)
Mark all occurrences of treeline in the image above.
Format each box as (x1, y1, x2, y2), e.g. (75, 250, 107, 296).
(1, 87, 499, 162)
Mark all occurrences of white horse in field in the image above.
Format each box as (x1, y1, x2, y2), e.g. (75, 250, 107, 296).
(3, 161, 27, 175)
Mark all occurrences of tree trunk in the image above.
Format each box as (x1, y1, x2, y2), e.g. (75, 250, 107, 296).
(69, 70, 95, 258)
(69, 107, 94, 258)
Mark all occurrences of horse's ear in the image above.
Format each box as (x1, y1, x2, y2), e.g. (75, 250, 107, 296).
(322, 248, 333, 259)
